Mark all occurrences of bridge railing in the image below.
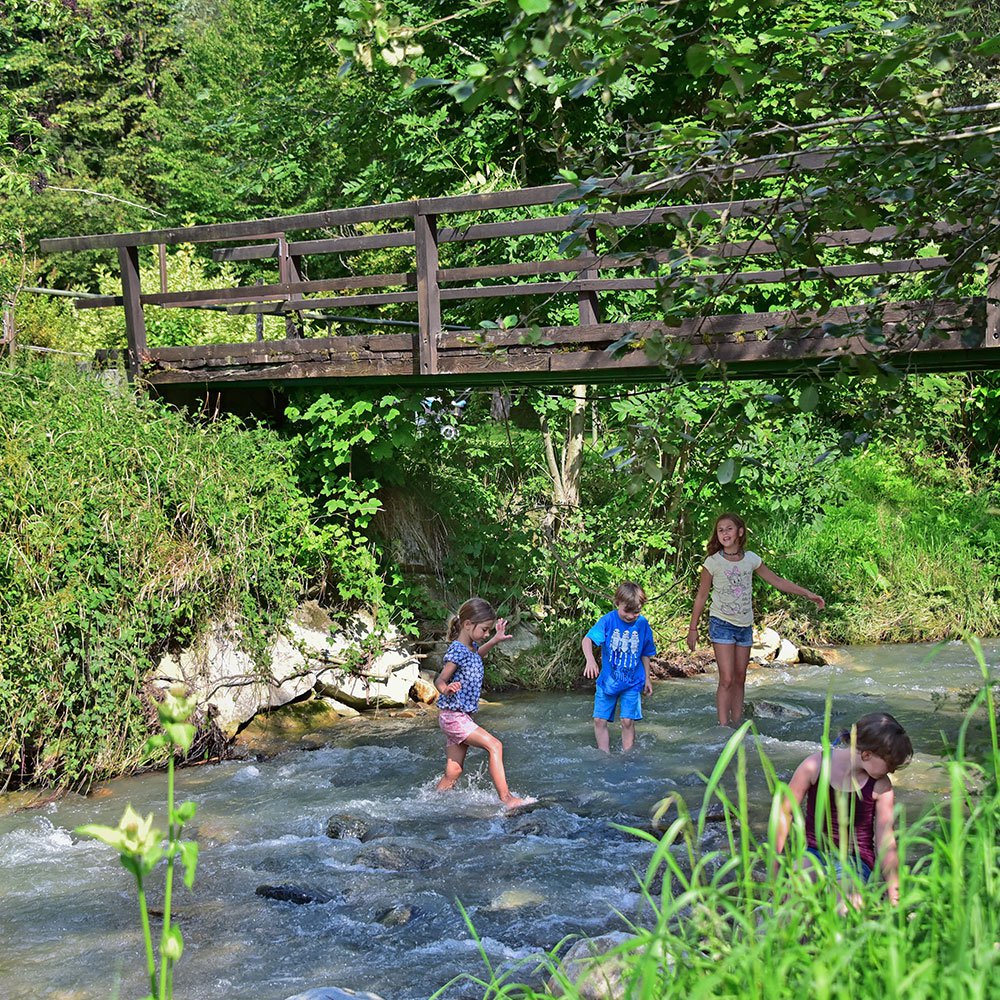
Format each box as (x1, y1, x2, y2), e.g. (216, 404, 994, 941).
(39, 150, 995, 384)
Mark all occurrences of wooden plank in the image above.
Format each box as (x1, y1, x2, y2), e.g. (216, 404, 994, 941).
(211, 196, 808, 262)
(414, 211, 441, 375)
(74, 271, 418, 310)
(43, 150, 850, 254)
(40, 203, 419, 253)
(118, 245, 147, 377)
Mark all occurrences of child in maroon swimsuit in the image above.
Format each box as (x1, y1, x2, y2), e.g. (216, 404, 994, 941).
(774, 712, 913, 905)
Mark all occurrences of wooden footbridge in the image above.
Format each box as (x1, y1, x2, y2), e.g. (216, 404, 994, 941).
(40, 150, 1000, 403)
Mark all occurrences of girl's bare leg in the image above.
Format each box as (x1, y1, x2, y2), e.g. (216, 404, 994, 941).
(593, 717, 611, 753)
(712, 642, 746, 726)
(462, 726, 530, 808)
(730, 645, 751, 722)
(436, 743, 467, 791)
(620, 717, 636, 751)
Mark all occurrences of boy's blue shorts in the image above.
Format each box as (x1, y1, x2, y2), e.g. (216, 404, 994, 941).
(593, 685, 642, 721)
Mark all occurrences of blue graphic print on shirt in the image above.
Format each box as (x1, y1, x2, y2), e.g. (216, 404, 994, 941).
(435, 640, 485, 714)
(585, 610, 656, 694)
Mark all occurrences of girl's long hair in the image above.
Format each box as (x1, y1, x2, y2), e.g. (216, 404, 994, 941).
(446, 597, 497, 640)
(837, 712, 913, 771)
(706, 512, 747, 556)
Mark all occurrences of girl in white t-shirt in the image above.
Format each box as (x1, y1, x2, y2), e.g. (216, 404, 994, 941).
(687, 513, 825, 725)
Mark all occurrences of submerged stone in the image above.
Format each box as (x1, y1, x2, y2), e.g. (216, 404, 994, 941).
(256, 884, 335, 905)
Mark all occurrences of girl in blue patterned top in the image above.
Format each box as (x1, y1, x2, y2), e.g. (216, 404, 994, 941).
(434, 597, 532, 809)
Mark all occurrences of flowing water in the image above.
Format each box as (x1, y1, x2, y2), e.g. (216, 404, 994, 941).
(1, 639, 997, 1000)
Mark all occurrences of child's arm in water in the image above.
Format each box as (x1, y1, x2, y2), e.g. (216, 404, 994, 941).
(773, 753, 821, 862)
(874, 780, 900, 905)
(582, 636, 600, 680)
(435, 661, 461, 696)
(641, 654, 652, 696)
(476, 617, 513, 657)
(687, 568, 712, 651)
(755, 564, 826, 610)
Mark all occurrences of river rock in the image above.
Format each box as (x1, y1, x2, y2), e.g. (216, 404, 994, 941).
(548, 932, 634, 999)
(375, 902, 420, 926)
(314, 647, 419, 709)
(409, 676, 438, 704)
(283, 990, 385, 1000)
(491, 623, 541, 663)
(798, 645, 830, 665)
(773, 638, 800, 664)
(354, 841, 436, 872)
(326, 814, 380, 842)
(488, 888, 546, 911)
(256, 884, 336, 905)
(749, 699, 812, 721)
(750, 627, 781, 663)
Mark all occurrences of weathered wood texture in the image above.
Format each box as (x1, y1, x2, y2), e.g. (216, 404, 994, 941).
(40, 155, 1000, 388)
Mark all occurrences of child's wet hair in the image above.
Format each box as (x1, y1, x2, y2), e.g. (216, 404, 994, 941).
(614, 581, 646, 612)
(706, 512, 747, 556)
(446, 597, 497, 640)
(838, 712, 913, 771)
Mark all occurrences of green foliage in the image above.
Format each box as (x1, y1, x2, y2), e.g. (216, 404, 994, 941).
(766, 447, 1000, 642)
(0, 355, 323, 788)
(77, 689, 200, 1000)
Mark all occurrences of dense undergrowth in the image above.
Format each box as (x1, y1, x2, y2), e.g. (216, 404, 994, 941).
(0, 355, 323, 790)
(2, 352, 998, 789)
(446, 644, 1000, 1000)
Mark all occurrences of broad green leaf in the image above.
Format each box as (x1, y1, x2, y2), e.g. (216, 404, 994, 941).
(798, 385, 819, 412)
(518, 0, 552, 14)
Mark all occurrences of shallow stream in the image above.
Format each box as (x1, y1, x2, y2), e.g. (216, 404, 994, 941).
(1, 639, 997, 1000)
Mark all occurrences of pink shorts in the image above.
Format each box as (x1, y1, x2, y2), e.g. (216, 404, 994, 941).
(439, 709, 479, 746)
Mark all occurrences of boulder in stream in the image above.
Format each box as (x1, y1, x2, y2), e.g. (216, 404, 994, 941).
(354, 841, 437, 872)
(256, 884, 336, 905)
(547, 931, 636, 1000)
(749, 699, 812, 721)
(326, 813, 382, 842)
(375, 902, 421, 926)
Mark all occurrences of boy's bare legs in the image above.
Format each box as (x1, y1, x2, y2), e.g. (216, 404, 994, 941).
(461, 726, 531, 808)
(593, 717, 611, 753)
(714, 644, 750, 725)
(620, 717, 636, 751)
(436, 743, 467, 791)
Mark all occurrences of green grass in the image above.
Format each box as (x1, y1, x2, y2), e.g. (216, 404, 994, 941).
(453, 640, 1000, 999)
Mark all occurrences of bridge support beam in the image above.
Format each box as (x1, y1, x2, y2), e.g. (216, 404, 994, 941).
(414, 209, 440, 375)
(118, 246, 147, 380)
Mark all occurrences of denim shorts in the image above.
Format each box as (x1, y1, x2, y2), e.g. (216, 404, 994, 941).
(708, 616, 753, 647)
(805, 846, 873, 882)
(593, 684, 642, 722)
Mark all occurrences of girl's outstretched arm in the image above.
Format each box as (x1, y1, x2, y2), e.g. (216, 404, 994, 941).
(755, 564, 825, 610)
(874, 783, 900, 905)
(477, 617, 513, 656)
(687, 568, 713, 650)
(435, 661, 461, 695)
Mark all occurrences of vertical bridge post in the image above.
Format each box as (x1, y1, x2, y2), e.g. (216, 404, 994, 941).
(414, 206, 440, 375)
(987, 255, 1000, 348)
(577, 228, 600, 326)
(278, 234, 304, 338)
(117, 245, 147, 380)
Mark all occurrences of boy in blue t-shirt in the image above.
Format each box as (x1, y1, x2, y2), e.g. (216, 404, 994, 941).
(582, 581, 656, 752)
